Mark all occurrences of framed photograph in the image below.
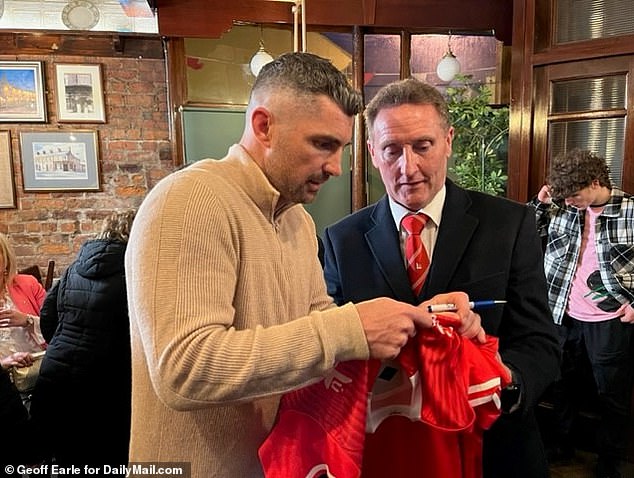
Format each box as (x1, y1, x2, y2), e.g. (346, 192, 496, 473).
(0, 131, 17, 208)
(0, 61, 47, 123)
(20, 130, 101, 192)
(54, 63, 106, 123)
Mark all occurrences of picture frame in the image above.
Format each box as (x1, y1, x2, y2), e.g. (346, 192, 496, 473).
(0, 61, 47, 123)
(0, 131, 17, 208)
(20, 130, 101, 192)
(54, 63, 106, 123)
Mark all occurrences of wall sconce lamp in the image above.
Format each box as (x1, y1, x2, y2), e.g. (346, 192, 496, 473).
(436, 33, 461, 82)
(250, 0, 306, 77)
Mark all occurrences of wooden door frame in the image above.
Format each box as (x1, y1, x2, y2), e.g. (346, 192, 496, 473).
(509, 0, 634, 201)
(531, 56, 634, 196)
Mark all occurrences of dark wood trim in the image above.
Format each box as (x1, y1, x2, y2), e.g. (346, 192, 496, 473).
(351, 25, 367, 212)
(532, 35, 634, 67)
(530, 65, 548, 196)
(548, 110, 628, 122)
(625, 55, 634, 193)
(512, 0, 634, 201)
(153, 0, 513, 44)
(361, 0, 377, 24)
(547, 55, 632, 78)
(532, 0, 551, 53)
(165, 38, 187, 167)
(0, 31, 163, 59)
(400, 30, 411, 78)
(508, 0, 535, 202)
(530, 54, 634, 196)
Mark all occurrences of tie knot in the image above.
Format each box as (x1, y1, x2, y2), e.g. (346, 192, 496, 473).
(401, 213, 428, 235)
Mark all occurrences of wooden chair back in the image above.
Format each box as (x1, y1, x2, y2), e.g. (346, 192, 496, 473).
(18, 264, 42, 284)
(44, 260, 55, 290)
(18, 260, 55, 290)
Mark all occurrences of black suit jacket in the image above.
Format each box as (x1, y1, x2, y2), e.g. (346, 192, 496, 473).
(323, 180, 560, 477)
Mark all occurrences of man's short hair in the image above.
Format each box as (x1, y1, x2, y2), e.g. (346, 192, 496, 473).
(363, 78, 450, 137)
(252, 52, 363, 117)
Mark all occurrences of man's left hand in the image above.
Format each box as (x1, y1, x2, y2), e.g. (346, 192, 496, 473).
(422, 292, 486, 343)
(619, 303, 634, 323)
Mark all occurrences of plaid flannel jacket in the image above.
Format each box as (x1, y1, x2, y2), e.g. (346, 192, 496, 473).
(529, 188, 634, 325)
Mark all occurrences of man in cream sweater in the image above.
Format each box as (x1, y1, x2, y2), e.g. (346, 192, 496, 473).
(125, 52, 482, 477)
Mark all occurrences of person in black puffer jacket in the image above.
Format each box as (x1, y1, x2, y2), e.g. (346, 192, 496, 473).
(30, 210, 136, 473)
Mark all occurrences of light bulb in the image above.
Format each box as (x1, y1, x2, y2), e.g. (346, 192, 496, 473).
(250, 46, 274, 77)
(436, 51, 461, 82)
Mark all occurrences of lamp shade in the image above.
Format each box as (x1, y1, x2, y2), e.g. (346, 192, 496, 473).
(250, 47, 274, 77)
(436, 52, 461, 82)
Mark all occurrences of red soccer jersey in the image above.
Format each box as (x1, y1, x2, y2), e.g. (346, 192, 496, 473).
(259, 316, 511, 478)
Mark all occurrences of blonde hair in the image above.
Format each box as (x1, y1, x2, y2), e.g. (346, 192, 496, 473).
(96, 210, 136, 243)
(0, 233, 18, 284)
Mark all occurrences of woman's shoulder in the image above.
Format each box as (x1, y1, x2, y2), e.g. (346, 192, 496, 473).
(13, 273, 42, 288)
(11, 274, 46, 300)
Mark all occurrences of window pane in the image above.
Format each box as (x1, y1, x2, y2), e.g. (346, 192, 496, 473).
(549, 118, 625, 186)
(184, 27, 355, 234)
(410, 35, 498, 88)
(364, 34, 400, 104)
(185, 27, 290, 105)
(551, 76, 626, 114)
(185, 27, 353, 105)
(412, 34, 507, 196)
(556, 0, 634, 44)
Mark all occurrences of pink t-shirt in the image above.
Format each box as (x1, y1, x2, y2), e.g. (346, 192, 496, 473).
(567, 206, 621, 322)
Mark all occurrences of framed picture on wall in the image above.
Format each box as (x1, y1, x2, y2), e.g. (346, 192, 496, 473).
(54, 64, 106, 123)
(20, 130, 101, 192)
(0, 131, 17, 208)
(0, 61, 47, 123)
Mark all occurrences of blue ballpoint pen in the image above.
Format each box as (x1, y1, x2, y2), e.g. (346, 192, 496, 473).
(427, 300, 507, 313)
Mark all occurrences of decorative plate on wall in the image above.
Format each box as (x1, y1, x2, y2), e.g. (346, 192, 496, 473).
(61, 0, 100, 30)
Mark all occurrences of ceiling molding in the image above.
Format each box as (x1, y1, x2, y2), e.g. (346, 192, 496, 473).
(153, 0, 513, 44)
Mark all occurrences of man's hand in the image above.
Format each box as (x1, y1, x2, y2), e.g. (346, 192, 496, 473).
(619, 303, 634, 323)
(355, 297, 435, 360)
(537, 184, 553, 204)
(422, 291, 486, 343)
(495, 351, 513, 382)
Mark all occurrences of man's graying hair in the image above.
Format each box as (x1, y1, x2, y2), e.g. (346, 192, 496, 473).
(364, 78, 451, 136)
(252, 52, 363, 116)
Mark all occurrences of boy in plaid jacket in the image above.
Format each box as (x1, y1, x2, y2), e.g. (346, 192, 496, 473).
(530, 149, 634, 478)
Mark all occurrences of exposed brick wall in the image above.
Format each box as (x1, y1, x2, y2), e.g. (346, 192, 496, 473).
(0, 54, 174, 284)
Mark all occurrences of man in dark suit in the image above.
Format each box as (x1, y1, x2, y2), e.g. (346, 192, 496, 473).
(323, 78, 560, 478)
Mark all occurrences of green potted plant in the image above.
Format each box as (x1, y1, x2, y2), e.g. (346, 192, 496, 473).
(445, 75, 509, 196)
